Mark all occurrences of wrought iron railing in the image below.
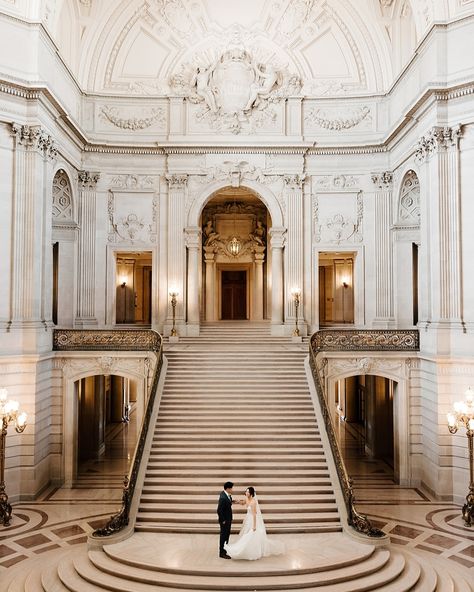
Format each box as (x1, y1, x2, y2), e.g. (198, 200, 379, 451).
(53, 329, 163, 537)
(309, 329, 419, 538)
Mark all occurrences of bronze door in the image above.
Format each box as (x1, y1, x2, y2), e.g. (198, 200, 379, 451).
(221, 270, 247, 319)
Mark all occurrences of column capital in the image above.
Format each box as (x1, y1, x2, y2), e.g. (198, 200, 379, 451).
(371, 171, 393, 189)
(283, 174, 305, 189)
(11, 122, 57, 159)
(166, 174, 188, 189)
(415, 125, 463, 163)
(185, 226, 201, 249)
(78, 171, 100, 188)
(269, 227, 286, 248)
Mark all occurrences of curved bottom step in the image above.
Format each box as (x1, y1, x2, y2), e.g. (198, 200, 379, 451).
(2, 532, 473, 592)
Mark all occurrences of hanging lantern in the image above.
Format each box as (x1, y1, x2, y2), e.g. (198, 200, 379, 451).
(228, 236, 242, 257)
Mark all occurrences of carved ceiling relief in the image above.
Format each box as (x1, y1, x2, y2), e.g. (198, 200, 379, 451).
(107, 178, 158, 245)
(98, 1, 374, 98)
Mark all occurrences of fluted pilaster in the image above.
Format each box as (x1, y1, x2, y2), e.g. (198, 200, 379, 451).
(185, 226, 201, 328)
(166, 175, 187, 324)
(269, 227, 286, 326)
(284, 175, 305, 322)
(76, 171, 99, 326)
(371, 171, 394, 326)
(416, 126, 463, 324)
(9, 123, 57, 329)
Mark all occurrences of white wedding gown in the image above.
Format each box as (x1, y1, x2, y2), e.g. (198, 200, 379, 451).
(224, 499, 285, 561)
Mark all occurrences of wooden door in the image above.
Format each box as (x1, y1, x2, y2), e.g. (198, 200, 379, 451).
(221, 271, 247, 319)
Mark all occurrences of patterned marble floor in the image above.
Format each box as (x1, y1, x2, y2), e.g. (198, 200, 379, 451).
(1, 406, 473, 576)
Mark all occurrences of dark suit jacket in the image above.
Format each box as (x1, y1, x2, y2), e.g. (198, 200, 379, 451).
(217, 491, 232, 525)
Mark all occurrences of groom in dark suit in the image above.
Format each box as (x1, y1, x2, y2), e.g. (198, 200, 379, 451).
(217, 481, 234, 559)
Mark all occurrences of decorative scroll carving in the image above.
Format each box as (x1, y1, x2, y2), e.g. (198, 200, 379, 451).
(53, 329, 161, 352)
(305, 106, 371, 131)
(371, 171, 393, 189)
(398, 170, 420, 225)
(311, 329, 419, 352)
(100, 106, 165, 130)
(170, 36, 301, 134)
(110, 175, 156, 189)
(198, 161, 281, 188)
(78, 171, 100, 188)
(415, 125, 463, 162)
(52, 170, 73, 221)
(315, 175, 360, 189)
(53, 329, 163, 538)
(11, 123, 57, 159)
(107, 193, 157, 244)
(314, 193, 363, 244)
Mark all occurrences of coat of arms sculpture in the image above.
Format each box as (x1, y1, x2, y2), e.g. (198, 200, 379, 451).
(170, 45, 302, 133)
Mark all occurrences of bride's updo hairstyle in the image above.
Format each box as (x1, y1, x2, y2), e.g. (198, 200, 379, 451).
(246, 486, 256, 497)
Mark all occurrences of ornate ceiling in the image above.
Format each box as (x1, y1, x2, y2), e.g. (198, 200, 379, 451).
(3, 0, 474, 96)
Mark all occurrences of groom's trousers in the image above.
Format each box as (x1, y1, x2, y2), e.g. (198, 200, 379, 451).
(219, 521, 231, 554)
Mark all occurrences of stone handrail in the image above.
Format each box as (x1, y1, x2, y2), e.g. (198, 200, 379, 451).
(53, 329, 163, 537)
(309, 329, 419, 537)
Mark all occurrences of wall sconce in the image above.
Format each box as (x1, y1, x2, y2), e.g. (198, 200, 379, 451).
(169, 290, 179, 337)
(0, 387, 27, 526)
(447, 386, 474, 527)
(290, 287, 301, 337)
(342, 277, 350, 288)
(119, 275, 127, 288)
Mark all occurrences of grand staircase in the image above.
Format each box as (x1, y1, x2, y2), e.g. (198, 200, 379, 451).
(2, 322, 473, 591)
(136, 321, 341, 534)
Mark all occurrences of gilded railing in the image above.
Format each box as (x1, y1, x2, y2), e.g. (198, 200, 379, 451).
(53, 329, 163, 537)
(309, 329, 419, 538)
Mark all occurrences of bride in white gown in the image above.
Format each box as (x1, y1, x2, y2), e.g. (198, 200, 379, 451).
(224, 487, 285, 561)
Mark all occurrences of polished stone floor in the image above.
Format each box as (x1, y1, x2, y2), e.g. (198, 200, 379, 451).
(0, 403, 473, 575)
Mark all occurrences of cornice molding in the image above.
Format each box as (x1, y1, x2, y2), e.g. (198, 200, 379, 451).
(1, 76, 474, 157)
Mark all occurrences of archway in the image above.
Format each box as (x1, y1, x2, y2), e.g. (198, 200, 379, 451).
(200, 187, 272, 321)
(186, 179, 286, 333)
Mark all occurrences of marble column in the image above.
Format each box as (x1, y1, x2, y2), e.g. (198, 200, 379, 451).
(76, 171, 100, 327)
(9, 124, 56, 333)
(253, 246, 265, 320)
(415, 126, 463, 329)
(284, 175, 305, 325)
(204, 247, 216, 321)
(185, 227, 201, 334)
(269, 228, 286, 328)
(371, 171, 395, 327)
(166, 174, 187, 332)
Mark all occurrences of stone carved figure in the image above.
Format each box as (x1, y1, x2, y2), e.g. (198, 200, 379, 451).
(249, 220, 266, 246)
(203, 220, 220, 246)
(244, 64, 279, 111)
(191, 64, 218, 113)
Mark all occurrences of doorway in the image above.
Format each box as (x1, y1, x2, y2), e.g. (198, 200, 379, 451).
(116, 252, 152, 325)
(221, 270, 247, 319)
(319, 253, 354, 325)
(335, 375, 395, 480)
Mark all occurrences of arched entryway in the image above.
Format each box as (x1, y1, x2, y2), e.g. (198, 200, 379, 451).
(200, 187, 272, 321)
(185, 179, 286, 334)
